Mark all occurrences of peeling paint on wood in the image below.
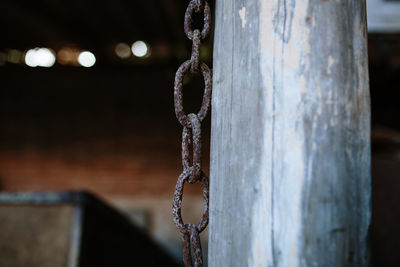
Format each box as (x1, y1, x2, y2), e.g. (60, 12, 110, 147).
(239, 7, 246, 28)
(209, 0, 371, 266)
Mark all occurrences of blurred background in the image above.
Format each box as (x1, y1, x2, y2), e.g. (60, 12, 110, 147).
(0, 0, 213, 265)
(0, 0, 398, 266)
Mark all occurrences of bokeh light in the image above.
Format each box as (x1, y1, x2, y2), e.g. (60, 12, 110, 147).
(25, 48, 56, 67)
(115, 43, 131, 59)
(7, 49, 23, 64)
(78, 51, 96, 67)
(57, 47, 80, 65)
(131, 41, 149, 58)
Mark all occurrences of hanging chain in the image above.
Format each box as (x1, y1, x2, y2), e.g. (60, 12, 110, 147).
(172, 0, 212, 266)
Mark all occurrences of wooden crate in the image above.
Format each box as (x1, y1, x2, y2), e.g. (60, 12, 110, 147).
(0, 191, 179, 267)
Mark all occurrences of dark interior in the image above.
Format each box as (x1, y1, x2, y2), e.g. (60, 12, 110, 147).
(0, 1, 399, 266)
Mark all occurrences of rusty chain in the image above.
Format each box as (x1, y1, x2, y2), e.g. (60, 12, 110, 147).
(172, 0, 212, 266)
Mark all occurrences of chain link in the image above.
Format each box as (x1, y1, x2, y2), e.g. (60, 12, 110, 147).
(174, 61, 212, 128)
(172, 0, 212, 266)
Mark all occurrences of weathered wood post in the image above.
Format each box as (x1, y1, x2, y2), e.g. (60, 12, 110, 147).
(209, 0, 371, 266)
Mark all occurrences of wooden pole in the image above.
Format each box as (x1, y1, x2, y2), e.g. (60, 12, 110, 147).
(209, 0, 371, 266)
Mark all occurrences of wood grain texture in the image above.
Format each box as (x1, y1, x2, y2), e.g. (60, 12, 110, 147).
(209, 1, 371, 266)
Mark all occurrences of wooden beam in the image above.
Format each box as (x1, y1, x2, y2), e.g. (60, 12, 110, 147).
(209, 0, 371, 266)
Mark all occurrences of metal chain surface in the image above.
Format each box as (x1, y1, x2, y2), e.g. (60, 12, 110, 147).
(172, 0, 212, 266)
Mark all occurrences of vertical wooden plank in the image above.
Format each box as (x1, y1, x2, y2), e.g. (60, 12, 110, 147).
(209, 0, 371, 266)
